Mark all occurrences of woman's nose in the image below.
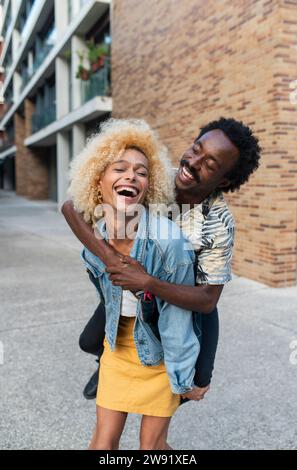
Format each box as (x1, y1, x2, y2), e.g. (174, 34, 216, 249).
(124, 171, 136, 181)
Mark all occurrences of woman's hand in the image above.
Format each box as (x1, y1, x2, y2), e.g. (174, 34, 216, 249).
(106, 257, 151, 291)
(181, 385, 210, 401)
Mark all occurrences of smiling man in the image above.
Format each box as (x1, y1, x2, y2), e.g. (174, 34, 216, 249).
(62, 117, 261, 411)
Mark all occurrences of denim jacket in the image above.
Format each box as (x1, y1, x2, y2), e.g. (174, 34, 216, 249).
(81, 207, 200, 394)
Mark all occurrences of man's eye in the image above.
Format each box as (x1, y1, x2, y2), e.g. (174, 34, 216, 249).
(205, 160, 216, 171)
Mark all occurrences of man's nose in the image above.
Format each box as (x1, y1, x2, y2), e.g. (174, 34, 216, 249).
(189, 154, 204, 170)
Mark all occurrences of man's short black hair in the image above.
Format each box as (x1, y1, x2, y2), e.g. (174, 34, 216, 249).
(197, 117, 261, 193)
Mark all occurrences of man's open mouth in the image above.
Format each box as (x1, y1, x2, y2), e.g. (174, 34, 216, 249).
(114, 185, 140, 199)
(179, 165, 195, 183)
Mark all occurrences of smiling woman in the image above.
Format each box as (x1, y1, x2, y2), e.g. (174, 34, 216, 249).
(67, 118, 200, 450)
(68, 118, 175, 225)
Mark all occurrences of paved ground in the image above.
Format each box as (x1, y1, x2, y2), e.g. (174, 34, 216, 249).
(0, 189, 296, 450)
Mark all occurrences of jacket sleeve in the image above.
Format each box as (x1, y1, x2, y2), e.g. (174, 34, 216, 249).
(156, 262, 200, 395)
(80, 247, 105, 278)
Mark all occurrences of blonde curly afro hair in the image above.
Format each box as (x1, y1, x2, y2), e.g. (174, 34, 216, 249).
(68, 118, 175, 224)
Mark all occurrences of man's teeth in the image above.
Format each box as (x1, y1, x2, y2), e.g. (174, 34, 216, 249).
(182, 167, 194, 180)
(116, 186, 138, 196)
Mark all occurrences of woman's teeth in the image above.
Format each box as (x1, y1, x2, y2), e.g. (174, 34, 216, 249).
(181, 166, 194, 181)
(115, 186, 139, 197)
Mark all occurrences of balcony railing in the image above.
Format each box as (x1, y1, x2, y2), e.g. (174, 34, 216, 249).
(33, 44, 53, 73)
(20, 69, 33, 93)
(19, 0, 38, 42)
(80, 58, 110, 105)
(31, 103, 56, 133)
(2, 16, 13, 39)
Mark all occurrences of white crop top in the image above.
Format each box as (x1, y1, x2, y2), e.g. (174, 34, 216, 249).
(120, 290, 138, 317)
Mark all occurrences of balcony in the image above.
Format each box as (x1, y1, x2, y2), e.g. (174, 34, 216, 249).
(19, 0, 38, 43)
(31, 103, 56, 133)
(20, 68, 33, 93)
(2, 7, 13, 39)
(80, 57, 110, 105)
(32, 44, 53, 73)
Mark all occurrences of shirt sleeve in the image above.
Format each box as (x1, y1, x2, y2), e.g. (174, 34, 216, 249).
(196, 215, 235, 285)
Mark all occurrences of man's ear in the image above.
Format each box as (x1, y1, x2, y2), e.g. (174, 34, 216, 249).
(217, 178, 230, 190)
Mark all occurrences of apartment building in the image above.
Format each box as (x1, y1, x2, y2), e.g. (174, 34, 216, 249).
(0, 0, 111, 205)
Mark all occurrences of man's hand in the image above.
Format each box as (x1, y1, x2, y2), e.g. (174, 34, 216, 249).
(181, 385, 210, 401)
(106, 256, 151, 291)
(103, 246, 127, 271)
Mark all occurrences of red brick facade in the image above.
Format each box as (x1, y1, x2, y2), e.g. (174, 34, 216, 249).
(14, 99, 49, 199)
(112, 0, 297, 287)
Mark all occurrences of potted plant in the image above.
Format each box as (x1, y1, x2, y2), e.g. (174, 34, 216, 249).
(87, 40, 109, 72)
(87, 40, 99, 72)
(76, 51, 90, 80)
(76, 64, 90, 80)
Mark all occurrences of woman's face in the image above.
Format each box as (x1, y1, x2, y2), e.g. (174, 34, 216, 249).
(99, 148, 149, 212)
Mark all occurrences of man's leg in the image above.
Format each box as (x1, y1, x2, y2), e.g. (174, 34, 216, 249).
(79, 301, 106, 399)
(194, 307, 219, 387)
(179, 307, 219, 406)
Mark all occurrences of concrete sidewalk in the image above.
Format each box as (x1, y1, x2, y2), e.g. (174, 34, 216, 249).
(0, 190, 296, 449)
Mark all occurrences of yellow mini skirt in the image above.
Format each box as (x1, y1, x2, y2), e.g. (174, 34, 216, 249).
(96, 315, 181, 417)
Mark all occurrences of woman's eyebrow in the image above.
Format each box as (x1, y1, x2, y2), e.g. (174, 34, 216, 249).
(112, 160, 148, 169)
(111, 159, 127, 165)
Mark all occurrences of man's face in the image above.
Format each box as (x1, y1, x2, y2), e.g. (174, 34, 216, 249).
(175, 129, 240, 198)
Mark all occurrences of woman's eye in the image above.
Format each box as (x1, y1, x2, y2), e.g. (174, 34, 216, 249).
(137, 172, 148, 177)
(114, 168, 125, 172)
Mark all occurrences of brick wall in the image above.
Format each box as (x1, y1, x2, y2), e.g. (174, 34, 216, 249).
(15, 99, 49, 199)
(112, 0, 297, 287)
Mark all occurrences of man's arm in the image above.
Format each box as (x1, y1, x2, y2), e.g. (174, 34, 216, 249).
(147, 278, 223, 314)
(61, 200, 123, 266)
(107, 258, 223, 313)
